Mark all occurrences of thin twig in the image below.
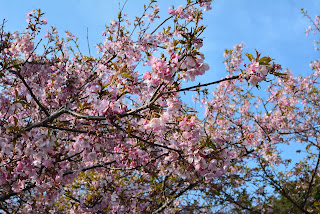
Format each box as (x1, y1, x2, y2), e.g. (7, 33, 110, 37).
(86, 27, 91, 56)
(162, 75, 241, 95)
(152, 181, 199, 214)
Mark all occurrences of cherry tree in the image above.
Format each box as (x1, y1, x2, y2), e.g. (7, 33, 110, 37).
(0, 0, 319, 213)
(200, 10, 320, 213)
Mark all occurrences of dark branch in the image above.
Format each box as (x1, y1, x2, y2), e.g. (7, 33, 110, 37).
(163, 74, 241, 95)
(9, 69, 50, 117)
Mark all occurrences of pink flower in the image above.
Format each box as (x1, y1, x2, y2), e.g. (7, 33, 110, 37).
(44, 29, 50, 38)
(41, 19, 47, 25)
(26, 10, 35, 17)
(306, 26, 312, 36)
(143, 71, 151, 80)
(248, 75, 259, 86)
(259, 65, 268, 76)
(65, 32, 75, 38)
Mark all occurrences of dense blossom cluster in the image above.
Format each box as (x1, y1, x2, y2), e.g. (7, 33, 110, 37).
(0, 1, 320, 213)
(245, 60, 268, 86)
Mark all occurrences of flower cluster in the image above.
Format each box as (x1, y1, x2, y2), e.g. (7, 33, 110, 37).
(244, 60, 268, 86)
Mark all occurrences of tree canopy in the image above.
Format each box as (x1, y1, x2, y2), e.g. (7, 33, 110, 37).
(0, 0, 320, 213)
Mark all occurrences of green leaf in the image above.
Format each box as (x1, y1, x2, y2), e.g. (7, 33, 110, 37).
(245, 53, 253, 61)
(121, 72, 133, 79)
(259, 56, 273, 65)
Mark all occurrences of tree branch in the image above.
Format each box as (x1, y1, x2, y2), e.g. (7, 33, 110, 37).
(162, 74, 241, 95)
(9, 69, 50, 117)
(258, 158, 310, 214)
(110, 119, 181, 154)
(302, 151, 320, 208)
(152, 181, 198, 214)
(63, 160, 116, 176)
(0, 183, 36, 202)
(25, 108, 67, 131)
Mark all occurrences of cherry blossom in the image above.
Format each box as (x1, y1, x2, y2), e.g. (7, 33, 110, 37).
(1, 1, 320, 213)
